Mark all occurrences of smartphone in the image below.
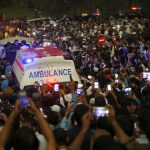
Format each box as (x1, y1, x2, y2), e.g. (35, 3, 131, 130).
(94, 82, 99, 89)
(124, 88, 132, 95)
(77, 84, 83, 89)
(143, 72, 150, 79)
(115, 79, 119, 83)
(18, 91, 29, 107)
(88, 75, 92, 80)
(77, 88, 83, 95)
(92, 107, 109, 119)
(40, 80, 44, 86)
(115, 74, 118, 79)
(54, 84, 59, 91)
(107, 84, 111, 91)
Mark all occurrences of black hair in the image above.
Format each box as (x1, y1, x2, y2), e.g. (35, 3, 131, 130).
(53, 128, 68, 145)
(117, 115, 134, 137)
(93, 135, 127, 150)
(95, 96, 106, 106)
(20, 109, 33, 120)
(24, 117, 38, 129)
(47, 110, 60, 126)
(96, 116, 114, 136)
(124, 97, 138, 107)
(74, 104, 89, 126)
(41, 96, 53, 108)
(130, 77, 140, 86)
(11, 127, 39, 150)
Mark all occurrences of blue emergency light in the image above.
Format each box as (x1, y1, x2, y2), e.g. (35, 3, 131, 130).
(23, 58, 34, 64)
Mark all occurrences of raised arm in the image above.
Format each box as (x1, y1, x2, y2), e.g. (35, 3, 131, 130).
(0, 101, 20, 149)
(108, 105, 130, 143)
(28, 98, 56, 150)
(68, 112, 91, 150)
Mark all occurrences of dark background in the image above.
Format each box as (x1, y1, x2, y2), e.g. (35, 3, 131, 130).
(0, 0, 150, 17)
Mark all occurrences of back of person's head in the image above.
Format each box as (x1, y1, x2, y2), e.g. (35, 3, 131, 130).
(23, 117, 38, 131)
(20, 109, 33, 122)
(117, 115, 134, 137)
(93, 135, 127, 150)
(41, 96, 53, 108)
(130, 77, 140, 87)
(21, 40, 26, 45)
(124, 98, 138, 113)
(11, 127, 39, 150)
(95, 96, 106, 106)
(74, 104, 89, 126)
(47, 110, 60, 126)
(96, 116, 114, 136)
(53, 128, 68, 146)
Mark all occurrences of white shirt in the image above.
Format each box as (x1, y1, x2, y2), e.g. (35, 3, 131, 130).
(86, 86, 93, 96)
(35, 132, 47, 150)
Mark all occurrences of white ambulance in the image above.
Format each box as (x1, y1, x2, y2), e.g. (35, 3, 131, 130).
(13, 46, 80, 89)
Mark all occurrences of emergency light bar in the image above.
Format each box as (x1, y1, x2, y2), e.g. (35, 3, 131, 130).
(99, 38, 105, 42)
(131, 6, 138, 11)
(98, 36, 105, 43)
(23, 58, 34, 64)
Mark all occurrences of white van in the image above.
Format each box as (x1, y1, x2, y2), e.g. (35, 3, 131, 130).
(13, 46, 80, 89)
(27, 17, 57, 26)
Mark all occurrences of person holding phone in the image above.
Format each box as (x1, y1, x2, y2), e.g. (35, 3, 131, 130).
(94, 81, 99, 89)
(18, 90, 29, 108)
(0, 99, 56, 150)
(76, 83, 83, 95)
(54, 84, 59, 92)
(107, 84, 112, 91)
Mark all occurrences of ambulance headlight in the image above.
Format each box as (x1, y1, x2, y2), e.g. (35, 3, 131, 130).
(23, 58, 34, 64)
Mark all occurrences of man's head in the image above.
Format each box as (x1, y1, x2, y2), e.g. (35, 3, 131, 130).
(53, 128, 68, 146)
(11, 127, 39, 150)
(93, 135, 127, 150)
(117, 115, 134, 137)
(74, 104, 89, 126)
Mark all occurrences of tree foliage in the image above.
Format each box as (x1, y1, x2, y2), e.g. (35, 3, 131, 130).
(0, 0, 150, 17)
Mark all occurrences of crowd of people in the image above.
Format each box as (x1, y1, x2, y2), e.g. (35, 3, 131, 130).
(0, 13, 150, 150)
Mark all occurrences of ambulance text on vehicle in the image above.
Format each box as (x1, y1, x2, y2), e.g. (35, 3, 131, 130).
(13, 46, 81, 89)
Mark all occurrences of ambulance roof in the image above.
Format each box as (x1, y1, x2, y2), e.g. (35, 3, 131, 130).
(17, 46, 64, 59)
